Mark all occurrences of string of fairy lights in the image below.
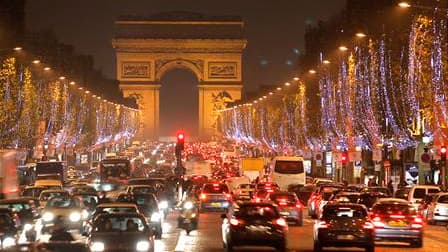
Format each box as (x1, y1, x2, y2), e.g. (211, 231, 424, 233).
(218, 3, 448, 153)
(0, 46, 140, 152)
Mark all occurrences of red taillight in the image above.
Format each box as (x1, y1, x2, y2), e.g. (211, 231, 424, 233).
(255, 198, 261, 203)
(278, 202, 287, 206)
(225, 193, 232, 199)
(275, 218, 287, 227)
(363, 222, 374, 229)
(317, 221, 329, 229)
(229, 218, 241, 226)
(372, 216, 384, 228)
(413, 216, 423, 223)
(213, 183, 219, 186)
(200, 193, 206, 200)
(295, 203, 302, 209)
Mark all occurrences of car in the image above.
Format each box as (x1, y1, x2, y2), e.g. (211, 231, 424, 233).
(288, 184, 315, 205)
(360, 186, 392, 196)
(221, 201, 288, 251)
(313, 186, 342, 218)
(269, 191, 303, 226)
(233, 183, 255, 200)
(38, 189, 69, 207)
(256, 182, 280, 193)
(125, 185, 157, 195)
(131, 193, 164, 239)
(358, 191, 388, 210)
(307, 184, 343, 218)
(0, 198, 40, 241)
(332, 191, 361, 204)
(87, 213, 154, 252)
(422, 192, 448, 224)
(21, 186, 47, 198)
(199, 183, 231, 211)
(70, 185, 97, 195)
(407, 185, 441, 208)
(40, 196, 88, 233)
(371, 198, 424, 247)
(313, 203, 374, 252)
(92, 202, 140, 219)
(0, 209, 18, 249)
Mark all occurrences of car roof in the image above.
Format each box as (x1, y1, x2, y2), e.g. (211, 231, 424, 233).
(97, 203, 137, 208)
(95, 212, 144, 219)
(0, 198, 33, 203)
(375, 198, 410, 204)
(234, 201, 276, 207)
(41, 189, 67, 193)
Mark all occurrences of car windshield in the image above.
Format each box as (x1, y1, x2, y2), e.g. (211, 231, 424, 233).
(22, 188, 44, 197)
(132, 187, 156, 194)
(94, 216, 146, 232)
(133, 194, 158, 208)
(235, 205, 279, 219)
(202, 184, 229, 193)
(0, 203, 31, 212)
(372, 204, 416, 215)
(323, 206, 367, 219)
(46, 197, 79, 208)
(40, 192, 67, 201)
(437, 195, 448, 203)
(335, 194, 360, 203)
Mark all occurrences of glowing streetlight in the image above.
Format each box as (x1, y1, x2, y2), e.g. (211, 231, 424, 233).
(322, 60, 331, 64)
(293, 77, 299, 81)
(269, 92, 274, 95)
(285, 82, 291, 86)
(85, 90, 90, 94)
(398, 2, 411, 8)
(78, 87, 83, 90)
(59, 76, 66, 80)
(339, 46, 348, 51)
(43, 67, 51, 71)
(309, 69, 317, 74)
(263, 95, 267, 99)
(13, 47, 22, 51)
(69, 81, 76, 85)
(355, 32, 367, 38)
(32, 60, 40, 64)
(277, 87, 282, 91)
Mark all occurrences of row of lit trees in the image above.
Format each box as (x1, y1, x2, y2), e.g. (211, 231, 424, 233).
(0, 49, 140, 157)
(218, 4, 448, 153)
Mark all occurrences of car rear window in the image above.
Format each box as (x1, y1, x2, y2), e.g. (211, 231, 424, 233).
(372, 204, 416, 215)
(323, 206, 367, 218)
(413, 188, 426, 199)
(235, 205, 279, 219)
(203, 184, 229, 193)
(429, 188, 441, 194)
(438, 195, 448, 203)
(274, 160, 304, 174)
(270, 194, 297, 203)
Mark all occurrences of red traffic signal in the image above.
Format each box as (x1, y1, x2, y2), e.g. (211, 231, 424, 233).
(341, 151, 349, 165)
(177, 133, 185, 141)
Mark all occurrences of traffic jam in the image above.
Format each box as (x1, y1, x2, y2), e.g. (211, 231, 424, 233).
(0, 136, 446, 252)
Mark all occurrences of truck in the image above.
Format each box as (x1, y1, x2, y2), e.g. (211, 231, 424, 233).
(35, 161, 67, 183)
(240, 157, 265, 181)
(0, 150, 19, 199)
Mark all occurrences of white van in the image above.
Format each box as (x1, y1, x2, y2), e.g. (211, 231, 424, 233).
(408, 185, 441, 207)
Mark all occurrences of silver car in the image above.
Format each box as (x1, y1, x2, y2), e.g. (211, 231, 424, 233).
(425, 192, 448, 224)
(40, 196, 88, 233)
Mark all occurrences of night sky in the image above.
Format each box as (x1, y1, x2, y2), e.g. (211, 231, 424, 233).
(25, 0, 346, 137)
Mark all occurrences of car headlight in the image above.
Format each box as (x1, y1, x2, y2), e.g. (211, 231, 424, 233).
(159, 201, 168, 209)
(42, 212, 54, 222)
(183, 201, 194, 210)
(82, 209, 89, 219)
(150, 212, 161, 222)
(90, 241, 105, 252)
(136, 240, 150, 251)
(69, 212, 82, 222)
(24, 223, 33, 231)
(2, 237, 16, 248)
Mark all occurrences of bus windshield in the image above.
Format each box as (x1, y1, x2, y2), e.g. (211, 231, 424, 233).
(274, 160, 304, 174)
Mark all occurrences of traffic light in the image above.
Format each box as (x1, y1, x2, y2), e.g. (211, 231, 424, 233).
(176, 132, 185, 150)
(341, 151, 349, 165)
(441, 146, 447, 161)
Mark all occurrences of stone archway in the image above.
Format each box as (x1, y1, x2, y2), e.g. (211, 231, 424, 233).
(112, 12, 247, 140)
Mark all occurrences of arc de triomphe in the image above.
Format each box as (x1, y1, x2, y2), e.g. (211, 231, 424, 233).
(112, 12, 247, 140)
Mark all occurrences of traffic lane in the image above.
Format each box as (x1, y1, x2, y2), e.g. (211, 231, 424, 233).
(288, 219, 447, 252)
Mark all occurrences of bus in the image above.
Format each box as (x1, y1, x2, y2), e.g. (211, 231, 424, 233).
(99, 157, 132, 183)
(271, 156, 305, 191)
(35, 161, 67, 183)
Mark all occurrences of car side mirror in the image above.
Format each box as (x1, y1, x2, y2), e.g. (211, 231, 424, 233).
(221, 214, 227, 219)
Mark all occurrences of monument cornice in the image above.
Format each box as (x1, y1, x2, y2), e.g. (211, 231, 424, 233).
(112, 39, 247, 52)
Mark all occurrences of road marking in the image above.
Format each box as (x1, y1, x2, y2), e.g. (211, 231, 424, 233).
(174, 231, 188, 251)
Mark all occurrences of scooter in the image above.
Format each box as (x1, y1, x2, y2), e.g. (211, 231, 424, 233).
(178, 201, 199, 235)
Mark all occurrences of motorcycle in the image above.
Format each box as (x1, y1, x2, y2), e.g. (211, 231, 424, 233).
(178, 201, 199, 235)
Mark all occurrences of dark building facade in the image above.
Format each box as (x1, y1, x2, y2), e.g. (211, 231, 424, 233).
(0, 0, 26, 49)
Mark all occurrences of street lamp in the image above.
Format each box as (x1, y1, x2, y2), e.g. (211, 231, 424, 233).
(398, 2, 411, 8)
(355, 32, 367, 38)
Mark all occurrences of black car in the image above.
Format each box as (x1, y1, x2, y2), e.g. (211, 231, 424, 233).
(0, 198, 40, 241)
(313, 203, 374, 252)
(117, 193, 163, 239)
(358, 192, 388, 210)
(221, 201, 288, 251)
(0, 209, 18, 249)
(88, 213, 154, 252)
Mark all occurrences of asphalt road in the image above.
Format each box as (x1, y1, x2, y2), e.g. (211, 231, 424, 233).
(154, 210, 447, 252)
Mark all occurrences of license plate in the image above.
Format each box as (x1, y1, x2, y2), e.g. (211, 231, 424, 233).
(183, 219, 191, 223)
(280, 211, 290, 216)
(337, 235, 354, 240)
(388, 220, 407, 227)
(210, 202, 221, 207)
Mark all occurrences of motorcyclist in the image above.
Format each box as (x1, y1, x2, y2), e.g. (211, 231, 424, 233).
(177, 196, 199, 230)
(49, 216, 74, 242)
